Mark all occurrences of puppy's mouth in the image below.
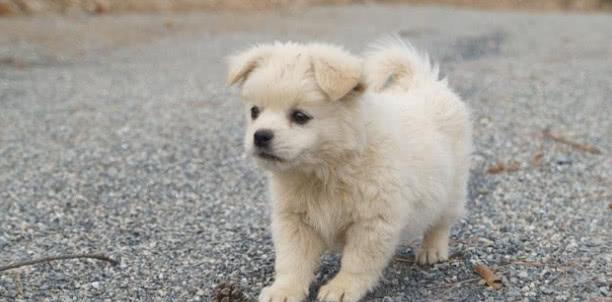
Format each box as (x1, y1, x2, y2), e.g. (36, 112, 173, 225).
(256, 151, 284, 162)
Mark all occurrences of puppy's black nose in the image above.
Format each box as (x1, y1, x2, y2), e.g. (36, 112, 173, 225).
(254, 129, 274, 148)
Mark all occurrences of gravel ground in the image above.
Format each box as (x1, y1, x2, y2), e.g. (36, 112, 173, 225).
(0, 5, 611, 302)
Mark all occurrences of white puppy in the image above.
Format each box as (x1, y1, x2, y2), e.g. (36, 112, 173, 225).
(227, 39, 472, 302)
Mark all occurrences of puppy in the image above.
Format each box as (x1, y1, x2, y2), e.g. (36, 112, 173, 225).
(227, 39, 472, 302)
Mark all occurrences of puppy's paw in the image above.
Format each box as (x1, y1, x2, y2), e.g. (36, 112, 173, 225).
(416, 245, 449, 265)
(259, 285, 305, 302)
(317, 284, 351, 302)
(316, 276, 365, 302)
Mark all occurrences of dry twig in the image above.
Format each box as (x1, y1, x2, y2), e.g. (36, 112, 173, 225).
(12, 271, 23, 297)
(505, 160, 521, 172)
(487, 162, 506, 174)
(0, 254, 118, 273)
(393, 256, 415, 263)
(543, 128, 602, 154)
(487, 160, 521, 174)
(532, 152, 544, 167)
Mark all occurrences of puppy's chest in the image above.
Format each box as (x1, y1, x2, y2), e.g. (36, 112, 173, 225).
(299, 189, 357, 247)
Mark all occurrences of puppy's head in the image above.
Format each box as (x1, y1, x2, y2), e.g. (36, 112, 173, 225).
(227, 42, 365, 172)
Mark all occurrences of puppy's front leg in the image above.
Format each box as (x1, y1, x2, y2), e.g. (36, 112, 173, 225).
(259, 212, 324, 302)
(317, 219, 399, 302)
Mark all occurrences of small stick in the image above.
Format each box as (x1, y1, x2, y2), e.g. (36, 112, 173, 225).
(487, 162, 506, 174)
(393, 256, 415, 263)
(13, 271, 23, 297)
(0, 254, 118, 273)
(505, 160, 521, 172)
(532, 152, 544, 167)
(543, 128, 602, 155)
(439, 276, 481, 289)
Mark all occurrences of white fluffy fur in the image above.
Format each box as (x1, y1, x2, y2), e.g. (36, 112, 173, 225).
(227, 39, 472, 302)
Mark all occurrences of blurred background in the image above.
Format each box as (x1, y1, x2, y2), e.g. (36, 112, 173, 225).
(1, 0, 612, 14)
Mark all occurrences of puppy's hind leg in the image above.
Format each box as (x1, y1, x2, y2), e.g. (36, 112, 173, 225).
(417, 159, 468, 265)
(416, 220, 451, 265)
(417, 189, 466, 265)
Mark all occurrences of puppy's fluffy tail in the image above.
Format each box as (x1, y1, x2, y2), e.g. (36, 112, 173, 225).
(364, 36, 442, 93)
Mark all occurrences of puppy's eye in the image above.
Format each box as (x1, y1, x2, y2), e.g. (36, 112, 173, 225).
(250, 106, 260, 120)
(291, 110, 312, 125)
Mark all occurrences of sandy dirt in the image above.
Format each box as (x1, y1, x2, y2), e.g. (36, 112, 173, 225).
(1, 0, 611, 15)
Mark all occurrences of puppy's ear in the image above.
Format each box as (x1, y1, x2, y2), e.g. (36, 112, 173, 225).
(310, 44, 362, 101)
(227, 45, 273, 86)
